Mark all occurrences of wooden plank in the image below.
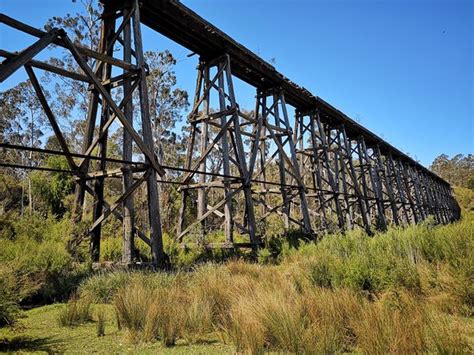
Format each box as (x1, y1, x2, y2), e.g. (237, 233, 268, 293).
(24, 66, 77, 171)
(0, 30, 57, 82)
(0, 49, 91, 82)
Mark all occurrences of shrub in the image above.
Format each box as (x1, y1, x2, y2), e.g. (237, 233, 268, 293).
(100, 236, 150, 262)
(0, 216, 90, 305)
(0, 265, 20, 327)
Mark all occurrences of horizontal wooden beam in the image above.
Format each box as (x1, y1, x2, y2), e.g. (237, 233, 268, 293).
(0, 13, 137, 72)
(0, 49, 91, 82)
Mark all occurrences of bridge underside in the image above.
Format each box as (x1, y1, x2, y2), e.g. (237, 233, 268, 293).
(0, 0, 460, 266)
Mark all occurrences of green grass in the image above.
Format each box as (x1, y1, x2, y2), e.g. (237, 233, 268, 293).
(0, 304, 233, 354)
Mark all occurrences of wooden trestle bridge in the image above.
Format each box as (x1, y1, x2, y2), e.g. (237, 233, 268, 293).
(0, 0, 460, 266)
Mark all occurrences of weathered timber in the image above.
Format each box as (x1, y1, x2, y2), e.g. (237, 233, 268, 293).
(0, 0, 459, 265)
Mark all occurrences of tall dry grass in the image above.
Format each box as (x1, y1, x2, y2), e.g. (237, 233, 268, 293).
(110, 261, 472, 352)
(86, 220, 473, 352)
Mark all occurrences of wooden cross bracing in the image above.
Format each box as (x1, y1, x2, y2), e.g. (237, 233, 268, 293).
(0, 1, 461, 266)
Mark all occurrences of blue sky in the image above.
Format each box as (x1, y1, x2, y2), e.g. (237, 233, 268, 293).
(0, 0, 472, 166)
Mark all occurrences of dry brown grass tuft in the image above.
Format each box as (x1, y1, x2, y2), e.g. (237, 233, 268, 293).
(57, 296, 92, 327)
(350, 290, 427, 353)
(109, 259, 472, 352)
(114, 281, 187, 345)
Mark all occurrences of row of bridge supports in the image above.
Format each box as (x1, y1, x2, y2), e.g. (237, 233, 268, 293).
(0, 0, 460, 267)
(176, 54, 460, 249)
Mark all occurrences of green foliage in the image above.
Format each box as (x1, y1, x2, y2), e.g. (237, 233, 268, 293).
(257, 248, 272, 264)
(79, 272, 135, 304)
(10, 212, 56, 242)
(430, 153, 473, 188)
(0, 174, 22, 213)
(0, 265, 20, 327)
(454, 186, 474, 221)
(100, 236, 150, 262)
(280, 221, 474, 300)
(258, 228, 316, 264)
(0, 215, 90, 308)
(30, 156, 74, 217)
(468, 177, 474, 190)
(79, 271, 177, 304)
(0, 214, 15, 240)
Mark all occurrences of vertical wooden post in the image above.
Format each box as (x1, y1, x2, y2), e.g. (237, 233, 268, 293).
(315, 112, 344, 230)
(408, 165, 427, 221)
(355, 139, 372, 222)
(417, 170, 436, 221)
(279, 92, 312, 233)
(307, 113, 328, 230)
(90, 13, 115, 262)
(177, 66, 202, 237)
(272, 92, 290, 229)
(420, 172, 441, 223)
(336, 132, 352, 229)
(197, 65, 209, 236)
(432, 180, 448, 223)
(122, 6, 134, 264)
(399, 160, 419, 224)
(387, 154, 410, 224)
(122, 7, 135, 264)
(72, 94, 99, 222)
(257, 93, 268, 220)
(217, 61, 233, 243)
(223, 56, 258, 246)
(132, 0, 165, 266)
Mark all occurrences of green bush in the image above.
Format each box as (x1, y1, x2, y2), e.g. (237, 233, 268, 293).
(100, 236, 150, 262)
(0, 215, 90, 305)
(0, 265, 20, 327)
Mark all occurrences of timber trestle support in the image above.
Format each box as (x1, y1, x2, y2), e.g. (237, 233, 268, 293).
(0, 0, 460, 267)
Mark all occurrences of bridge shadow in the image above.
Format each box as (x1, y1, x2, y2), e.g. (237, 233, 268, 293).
(0, 335, 60, 353)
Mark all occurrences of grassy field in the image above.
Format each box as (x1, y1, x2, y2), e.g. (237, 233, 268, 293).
(0, 188, 473, 353)
(0, 304, 231, 354)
